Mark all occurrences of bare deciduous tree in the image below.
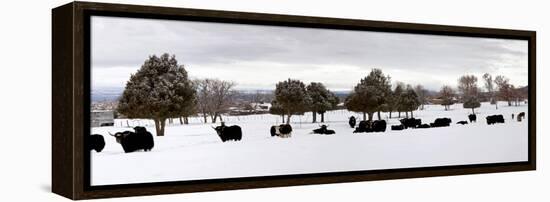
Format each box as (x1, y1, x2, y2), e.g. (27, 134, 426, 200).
(495, 75, 513, 106)
(439, 85, 454, 111)
(482, 73, 497, 109)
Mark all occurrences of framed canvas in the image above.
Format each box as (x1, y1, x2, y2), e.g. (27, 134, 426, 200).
(52, 1, 536, 200)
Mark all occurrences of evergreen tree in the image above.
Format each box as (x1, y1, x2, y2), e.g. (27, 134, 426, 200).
(274, 79, 312, 124)
(392, 82, 405, 118)
(401, 85, 421, 118)
(345, 69, 391, 121)
(307, 82, 339, 123)
(118, 53, 196, 136)
(269, 100, 285, 123)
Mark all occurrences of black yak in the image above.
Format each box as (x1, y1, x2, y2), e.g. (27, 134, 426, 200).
(348, 116, 357, 128)
(430, 118, 452, 127)
(468, 114, 477, 123)
(391, 125, 405, 131)
(399, 118, 422, 129)
(354, 120, 386, 133)
(486, 115, 505, 125)
(87, 134, 105, 152)
(271, 124, 292, 138)
(213, 123, 242, 142)
(312, 125, 335, 135)
(110, 127, 154, 153)
(517, 112, 525, 122)
(417, 124, 431, 128)
(457, 121, 468, 125)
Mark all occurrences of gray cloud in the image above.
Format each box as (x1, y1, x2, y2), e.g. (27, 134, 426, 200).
(91, 16, 528, 91)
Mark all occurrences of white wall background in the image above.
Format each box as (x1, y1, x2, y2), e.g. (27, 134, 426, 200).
(0, 0, 546, 201)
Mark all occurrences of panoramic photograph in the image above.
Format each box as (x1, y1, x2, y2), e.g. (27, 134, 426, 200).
(88, 16, 529, 186)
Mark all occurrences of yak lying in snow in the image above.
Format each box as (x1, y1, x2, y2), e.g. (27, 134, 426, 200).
(110, 126, 154, 153)
(391, 125, 405, 131)
(486, 115, 505, 125)
(457, 121, 468, 125)
(214, 123, 242, 142)
(430, 118, 452, 127)
(87, 134, 105, 152)
(348, 116, 357, 128)
(270, 124, 293, 138)
(312, 125, 335, 135)
(354, 120, 386, 133)
(399, 118, 422, 129)
(468, 114, 477, 123)
(417, 124, 431, 128)
(517, 112, 526, 122)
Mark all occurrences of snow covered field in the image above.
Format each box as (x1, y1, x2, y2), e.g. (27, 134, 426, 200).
(90, 102, 528, 186)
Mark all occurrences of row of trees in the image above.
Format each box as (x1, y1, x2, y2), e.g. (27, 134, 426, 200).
(117, 54, 237, 136)
(344, 69, 421, 121)
(116, 54, 526, 136)
(269, 80, 339, 124)
(436, 73, 526, 113)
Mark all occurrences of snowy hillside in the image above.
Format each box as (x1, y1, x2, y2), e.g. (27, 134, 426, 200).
(91, 101, 528, 186)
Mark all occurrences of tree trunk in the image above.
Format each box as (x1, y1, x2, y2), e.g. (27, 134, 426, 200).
(168, 118, 173, 124)
(496, 102, 498, 109)
(203, 114, 208, 123)
(389, 111, 392, 118)
(184, 117, 189, 124)
(411, 111, 414, 118)
(363, 112, 367, 121)
(179, 117, 183, 125)
(367, 113, 374, 121)
(312, 112, 317, 123)
(320, 113, 325, 123)
(218, 114, 223, 122)
(471, 108, 475, 114)
(281, 115, 285, 123)
(508, 100, 512, 106)
(377, 111, 381, 120)
(154, 118, 166, 136)
(405, 111, 409, 118)
(398, 111, 401, 118)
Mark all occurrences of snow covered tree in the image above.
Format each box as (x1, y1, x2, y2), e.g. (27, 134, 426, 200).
(307, 82, 339, 123)
(274, 79, 312, 124)
(458, 75, 480, 113)
(118, 53, 196, 136)
(439, 85, 454, 111)
(345, 69, 391, 121)
(482, 73, 497, 109)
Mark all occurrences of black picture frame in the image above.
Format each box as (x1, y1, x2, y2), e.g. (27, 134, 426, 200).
(52, 1, 536, 200)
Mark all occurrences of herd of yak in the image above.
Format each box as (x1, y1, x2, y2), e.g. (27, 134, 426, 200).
(88, 112, 526, 154)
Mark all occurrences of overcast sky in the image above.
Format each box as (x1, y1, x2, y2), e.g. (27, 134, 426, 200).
(91, 16, 528, 92)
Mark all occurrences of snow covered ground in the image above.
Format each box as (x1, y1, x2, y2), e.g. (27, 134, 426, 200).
(90, 101, 528, 186)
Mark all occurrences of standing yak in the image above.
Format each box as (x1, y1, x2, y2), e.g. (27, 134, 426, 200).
(468, 114, 477, 123)
(109, 126, 154, 153)
(213, 123, 242, 142)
